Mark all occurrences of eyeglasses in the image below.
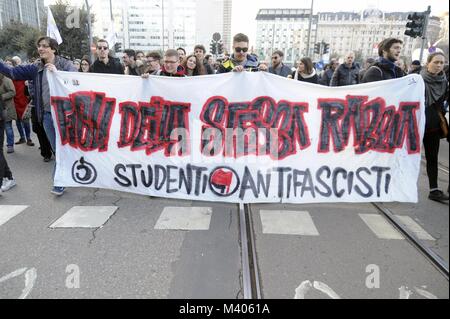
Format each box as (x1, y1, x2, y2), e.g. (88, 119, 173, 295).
(164, 60, 178, 64)
(235, 47, 248, 53)
(97, 46, 109, 50)
(81, 63, 89, 66)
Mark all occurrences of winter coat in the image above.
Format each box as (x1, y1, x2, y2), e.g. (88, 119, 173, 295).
(331, 63, 360, 86)
(218, 54, 259, 73)
(13, 80, 29, 119)
(421, 69, 449, 135)
(0, 56, 76, 123)
(90, 57, 124, 75)
(0, 75, 17, 122)
(319, 68, 334, 86)
(361, 58, 404, 83)
(269, 63, 292, 78)
(291, 69, 319, 84)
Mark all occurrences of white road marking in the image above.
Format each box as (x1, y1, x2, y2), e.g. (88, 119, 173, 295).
(0, 267, 37, 299)
(294, 280, 341, 299)
(359, 214, 404, 240)
(395, 216, 435, 241)
(49, 206, 118, 228)
(260, 210, 319, 236)
(19, 268, 37, 299)
(294, 280, 313, 299)
(0, 268, 27, 283)
(399, 286, 412, 299)
(414, 287, 438, 299)
(0, 206, 29, 227)
(154, 207, 212, 230)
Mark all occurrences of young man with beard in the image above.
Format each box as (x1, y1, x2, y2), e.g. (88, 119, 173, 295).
(264, 50, 291, 78)
(0, 36, 77, 196)
(218, 33, 259, 73)
(361, 38, 404, 83)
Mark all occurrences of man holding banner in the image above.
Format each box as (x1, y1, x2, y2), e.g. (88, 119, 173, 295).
(0, 36, 77, 196)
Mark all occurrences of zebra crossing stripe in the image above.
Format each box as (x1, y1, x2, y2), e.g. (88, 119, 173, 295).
(154, 207, 212, 230)
(0, 206, 29, 227)
(395, 215, 435, 241)
(259, 210, 320, 236)
(359, 214, 404, 240)
(49, 206, 118, 228)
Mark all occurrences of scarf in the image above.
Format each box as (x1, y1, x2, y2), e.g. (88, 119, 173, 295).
(294, 68, 316, 81)
(421, 69, 448, 107)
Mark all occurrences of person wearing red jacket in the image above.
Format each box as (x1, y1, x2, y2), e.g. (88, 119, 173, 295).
(11, 57, 34, 147)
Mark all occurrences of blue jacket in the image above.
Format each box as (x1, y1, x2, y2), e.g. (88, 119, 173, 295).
(0, 56, 76, 123)
(218, 54, 259, 73)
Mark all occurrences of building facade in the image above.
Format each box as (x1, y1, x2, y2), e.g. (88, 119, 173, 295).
(92, 0, 231, 54)
(316, 9, 442, 62)
(255, 8, 318, 66)
(255, 8, 443, 65)
(0, 0, 44, 29)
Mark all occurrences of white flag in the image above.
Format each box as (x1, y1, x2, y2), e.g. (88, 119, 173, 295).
(47, 7, 63, 45)
(105, 19, 117, 48)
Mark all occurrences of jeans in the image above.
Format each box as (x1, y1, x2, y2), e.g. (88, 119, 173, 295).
(0, 119, 13, 183)
(43, 111, 56, 153)
(42, 111, 59, 185)
(4, 121, 14, 147)
(16, 119, 31, 140)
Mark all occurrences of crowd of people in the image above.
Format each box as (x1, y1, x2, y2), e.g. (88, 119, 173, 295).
(0, 33, 448, 203)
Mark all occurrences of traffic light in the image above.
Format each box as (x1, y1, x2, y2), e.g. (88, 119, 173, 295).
(323, 43, 330, 55)
(114, 42, 122, 52)
(314, 42, 321, 55)
(405, 12, 426, 38)
(217, 41, 224, 55)
(210, 41, 217, 55)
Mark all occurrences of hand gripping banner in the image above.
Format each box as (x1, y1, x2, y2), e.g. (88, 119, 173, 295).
(48, 72, 425, 204)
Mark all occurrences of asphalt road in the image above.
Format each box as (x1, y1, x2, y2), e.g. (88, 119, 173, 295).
(0, 134, 448, 299)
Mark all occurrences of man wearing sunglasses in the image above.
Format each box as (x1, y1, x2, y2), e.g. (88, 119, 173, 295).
(218, 33, 259, 74)
(90, 39, 124, 75)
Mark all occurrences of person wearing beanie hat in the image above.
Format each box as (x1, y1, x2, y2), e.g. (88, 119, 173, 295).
(409, 60, 422, 74)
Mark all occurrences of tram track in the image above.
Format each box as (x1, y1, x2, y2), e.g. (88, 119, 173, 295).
(239, 162, 449, 298)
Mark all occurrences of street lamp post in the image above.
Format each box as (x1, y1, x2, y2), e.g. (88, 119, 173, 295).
(85, 0, 94, 63)
(156, 1, 165, 51)
(306, 0, 314, 56)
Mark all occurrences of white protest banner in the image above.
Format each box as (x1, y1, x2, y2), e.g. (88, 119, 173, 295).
(47, 72, 425, 204)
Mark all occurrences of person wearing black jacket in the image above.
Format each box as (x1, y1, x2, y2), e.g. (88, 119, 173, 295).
(361, 38, 404, 83)
(290, 57, 319, 84)
(421, 52, 449, 202)
(331, 52, 359, 86)
(90, 39, 124, 75)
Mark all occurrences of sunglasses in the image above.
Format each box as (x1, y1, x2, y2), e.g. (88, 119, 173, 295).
(235, 47, 248, 53)
(97, 46, 109, 50)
